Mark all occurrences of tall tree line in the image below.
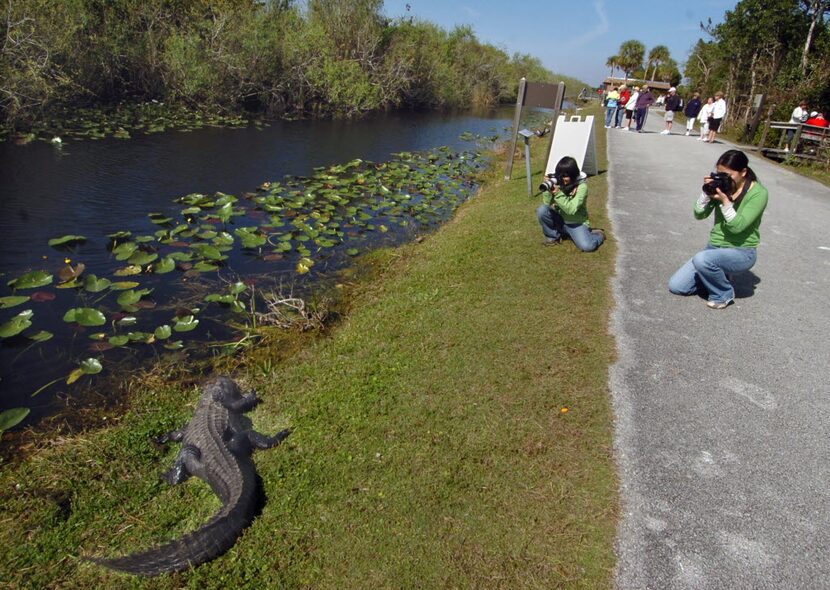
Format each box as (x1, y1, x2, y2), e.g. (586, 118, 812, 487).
(0, 0, 569, 130)
(684, 0, 830, 135)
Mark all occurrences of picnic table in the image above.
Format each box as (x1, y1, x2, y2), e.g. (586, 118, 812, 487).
(760, 121, 830, 162)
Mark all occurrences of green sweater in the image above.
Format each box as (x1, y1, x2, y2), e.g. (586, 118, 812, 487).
(543, 182, 590, 225)
(693, 181, 768, 248)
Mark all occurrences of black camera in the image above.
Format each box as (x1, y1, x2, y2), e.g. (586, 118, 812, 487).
(539, 173, 560, 192)
(702, 172, 735, 196)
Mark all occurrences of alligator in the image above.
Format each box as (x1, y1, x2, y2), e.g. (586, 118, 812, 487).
(89, 376, 290, 577)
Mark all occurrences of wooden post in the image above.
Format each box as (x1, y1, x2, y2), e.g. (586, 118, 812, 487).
(757, 105, 775, 149)
(504, 78, 528, 180)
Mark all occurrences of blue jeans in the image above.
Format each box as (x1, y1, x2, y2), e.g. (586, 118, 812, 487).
(615, 106, 625, 127)
(536, 204, 604, 252)
(605, 107, 616, 127)
(668, 244, 757, 303)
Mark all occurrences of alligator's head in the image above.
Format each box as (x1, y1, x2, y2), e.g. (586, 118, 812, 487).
(207, 376, 244, 404)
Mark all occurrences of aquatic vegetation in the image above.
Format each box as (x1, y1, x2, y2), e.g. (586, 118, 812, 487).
(0, 147, 485, 409)
(4, 103, 250, 146)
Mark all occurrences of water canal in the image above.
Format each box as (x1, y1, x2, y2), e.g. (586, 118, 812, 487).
(0, 107, 529, 428)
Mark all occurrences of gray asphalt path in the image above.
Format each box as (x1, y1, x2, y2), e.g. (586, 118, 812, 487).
(608, 112, 830, 589)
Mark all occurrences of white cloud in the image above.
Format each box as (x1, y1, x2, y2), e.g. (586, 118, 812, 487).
(567, 0, 610, 48)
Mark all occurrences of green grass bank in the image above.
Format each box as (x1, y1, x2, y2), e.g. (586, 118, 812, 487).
(0, 111, 619, 589)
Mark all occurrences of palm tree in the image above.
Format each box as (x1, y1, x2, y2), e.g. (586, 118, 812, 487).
(646, 45, 671, 81)
(616, 40, 645, 81)
(606, 55, 619, 78)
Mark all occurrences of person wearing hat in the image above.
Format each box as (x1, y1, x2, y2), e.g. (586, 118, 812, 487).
(661, 87, 682, 135)
(806, 111, 828, 128)
(615, 84, 631, 128)
(622, 86, 640, 131)
(634, 85, 655, 132)
(684, 92, 702, 136)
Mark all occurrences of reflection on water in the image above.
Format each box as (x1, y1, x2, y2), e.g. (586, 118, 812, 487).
(0, 108, 527, 425)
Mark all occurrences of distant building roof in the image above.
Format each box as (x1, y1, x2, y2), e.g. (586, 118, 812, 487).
(603, 77, 672, 91)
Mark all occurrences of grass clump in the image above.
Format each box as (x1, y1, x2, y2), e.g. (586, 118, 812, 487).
(0, 107, 618, 588)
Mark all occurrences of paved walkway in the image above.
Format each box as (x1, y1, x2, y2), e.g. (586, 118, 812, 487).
(607, 113, 830, 589)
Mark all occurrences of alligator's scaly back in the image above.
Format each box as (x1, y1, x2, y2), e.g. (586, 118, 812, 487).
(89, 376, 289, 577)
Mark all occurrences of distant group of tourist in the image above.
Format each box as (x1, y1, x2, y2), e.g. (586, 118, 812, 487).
(604, 85, 727, 142)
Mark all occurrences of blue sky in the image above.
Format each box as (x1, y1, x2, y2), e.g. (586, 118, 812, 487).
(382, 0, 738, 85)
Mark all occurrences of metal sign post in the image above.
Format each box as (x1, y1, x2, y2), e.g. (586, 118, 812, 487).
(518, 129, 534, 197)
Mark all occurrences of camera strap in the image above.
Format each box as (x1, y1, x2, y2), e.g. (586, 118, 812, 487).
(729, 180, 752, 208)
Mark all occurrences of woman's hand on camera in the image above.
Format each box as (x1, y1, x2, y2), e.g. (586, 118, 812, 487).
(711, 187, 730, 204)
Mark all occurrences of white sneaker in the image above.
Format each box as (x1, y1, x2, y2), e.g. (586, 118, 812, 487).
(696, 137, 703, 141)
(685, 131, 690, 136)
(621, 128, 629, 132)
(660, 130, 670, 135)
(604, 125, 611, 129)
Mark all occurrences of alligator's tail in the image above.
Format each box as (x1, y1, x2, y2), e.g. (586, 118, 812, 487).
(87, 503, 251, 577)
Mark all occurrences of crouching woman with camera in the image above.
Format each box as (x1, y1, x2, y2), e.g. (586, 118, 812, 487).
(536, 156, 605, 251)
(668, 149, 768, 309)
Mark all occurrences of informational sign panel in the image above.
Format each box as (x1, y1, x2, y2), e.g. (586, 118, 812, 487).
(544, 115, 598, 177)
(504, 79, 565, 180)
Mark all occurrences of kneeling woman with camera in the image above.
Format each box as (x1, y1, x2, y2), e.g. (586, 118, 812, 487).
(668, 149, 768, 309)
(536, 156, 605, 251)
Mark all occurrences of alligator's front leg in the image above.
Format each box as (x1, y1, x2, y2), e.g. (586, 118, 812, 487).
(160, 445, 203, 485)
(248, 428, 292, 449)
(228, 428, 291, 454)
(222, 392, 260, 413)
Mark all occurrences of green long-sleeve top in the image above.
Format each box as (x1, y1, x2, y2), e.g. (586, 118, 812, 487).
(542, 182, 590, 225)
(693, 181, 768, 248)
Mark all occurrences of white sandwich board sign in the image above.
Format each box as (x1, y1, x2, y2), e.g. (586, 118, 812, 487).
(544, 115, 598, 177)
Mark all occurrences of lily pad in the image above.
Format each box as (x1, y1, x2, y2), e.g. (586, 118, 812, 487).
(84, 275, 112, 293)
(63, 307, 106, 327)
(8, 270, 53, 290)
(0, 296, 29, 309)
(0, 408, 30, 433)
(0, 309, 34, 338)
(128, 251, 159, 266)
(164, 340, 184, 350)
(116, 288, 152, 308)
(153, 256, 176, 274)
(113, 242, 139, 260)
(110, 281, 141, 290)
(173, 315, 199, 332)
(154, 324, 172, 339)
(57, 264, 85, 283)
(29, 330, 53, 342)
(193, 261, 219, 272)
(30, 291, 56, 302)
(48, 234, 87, 247)
(108, 335, 130, 346)
(114, 265, 143, 276)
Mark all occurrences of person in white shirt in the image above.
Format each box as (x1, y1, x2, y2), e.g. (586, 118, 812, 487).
(697, 97, 714, 141)
(622, 86, 639, 131)
(786, 99, 809, 151)
(706, 91, 727, 143)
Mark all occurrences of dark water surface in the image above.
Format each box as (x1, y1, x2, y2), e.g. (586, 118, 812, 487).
(0, 108, 516, 426)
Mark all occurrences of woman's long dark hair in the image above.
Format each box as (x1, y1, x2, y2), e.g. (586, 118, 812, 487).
(717, 149, 758, 183)
(555, 156, 581, 180)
